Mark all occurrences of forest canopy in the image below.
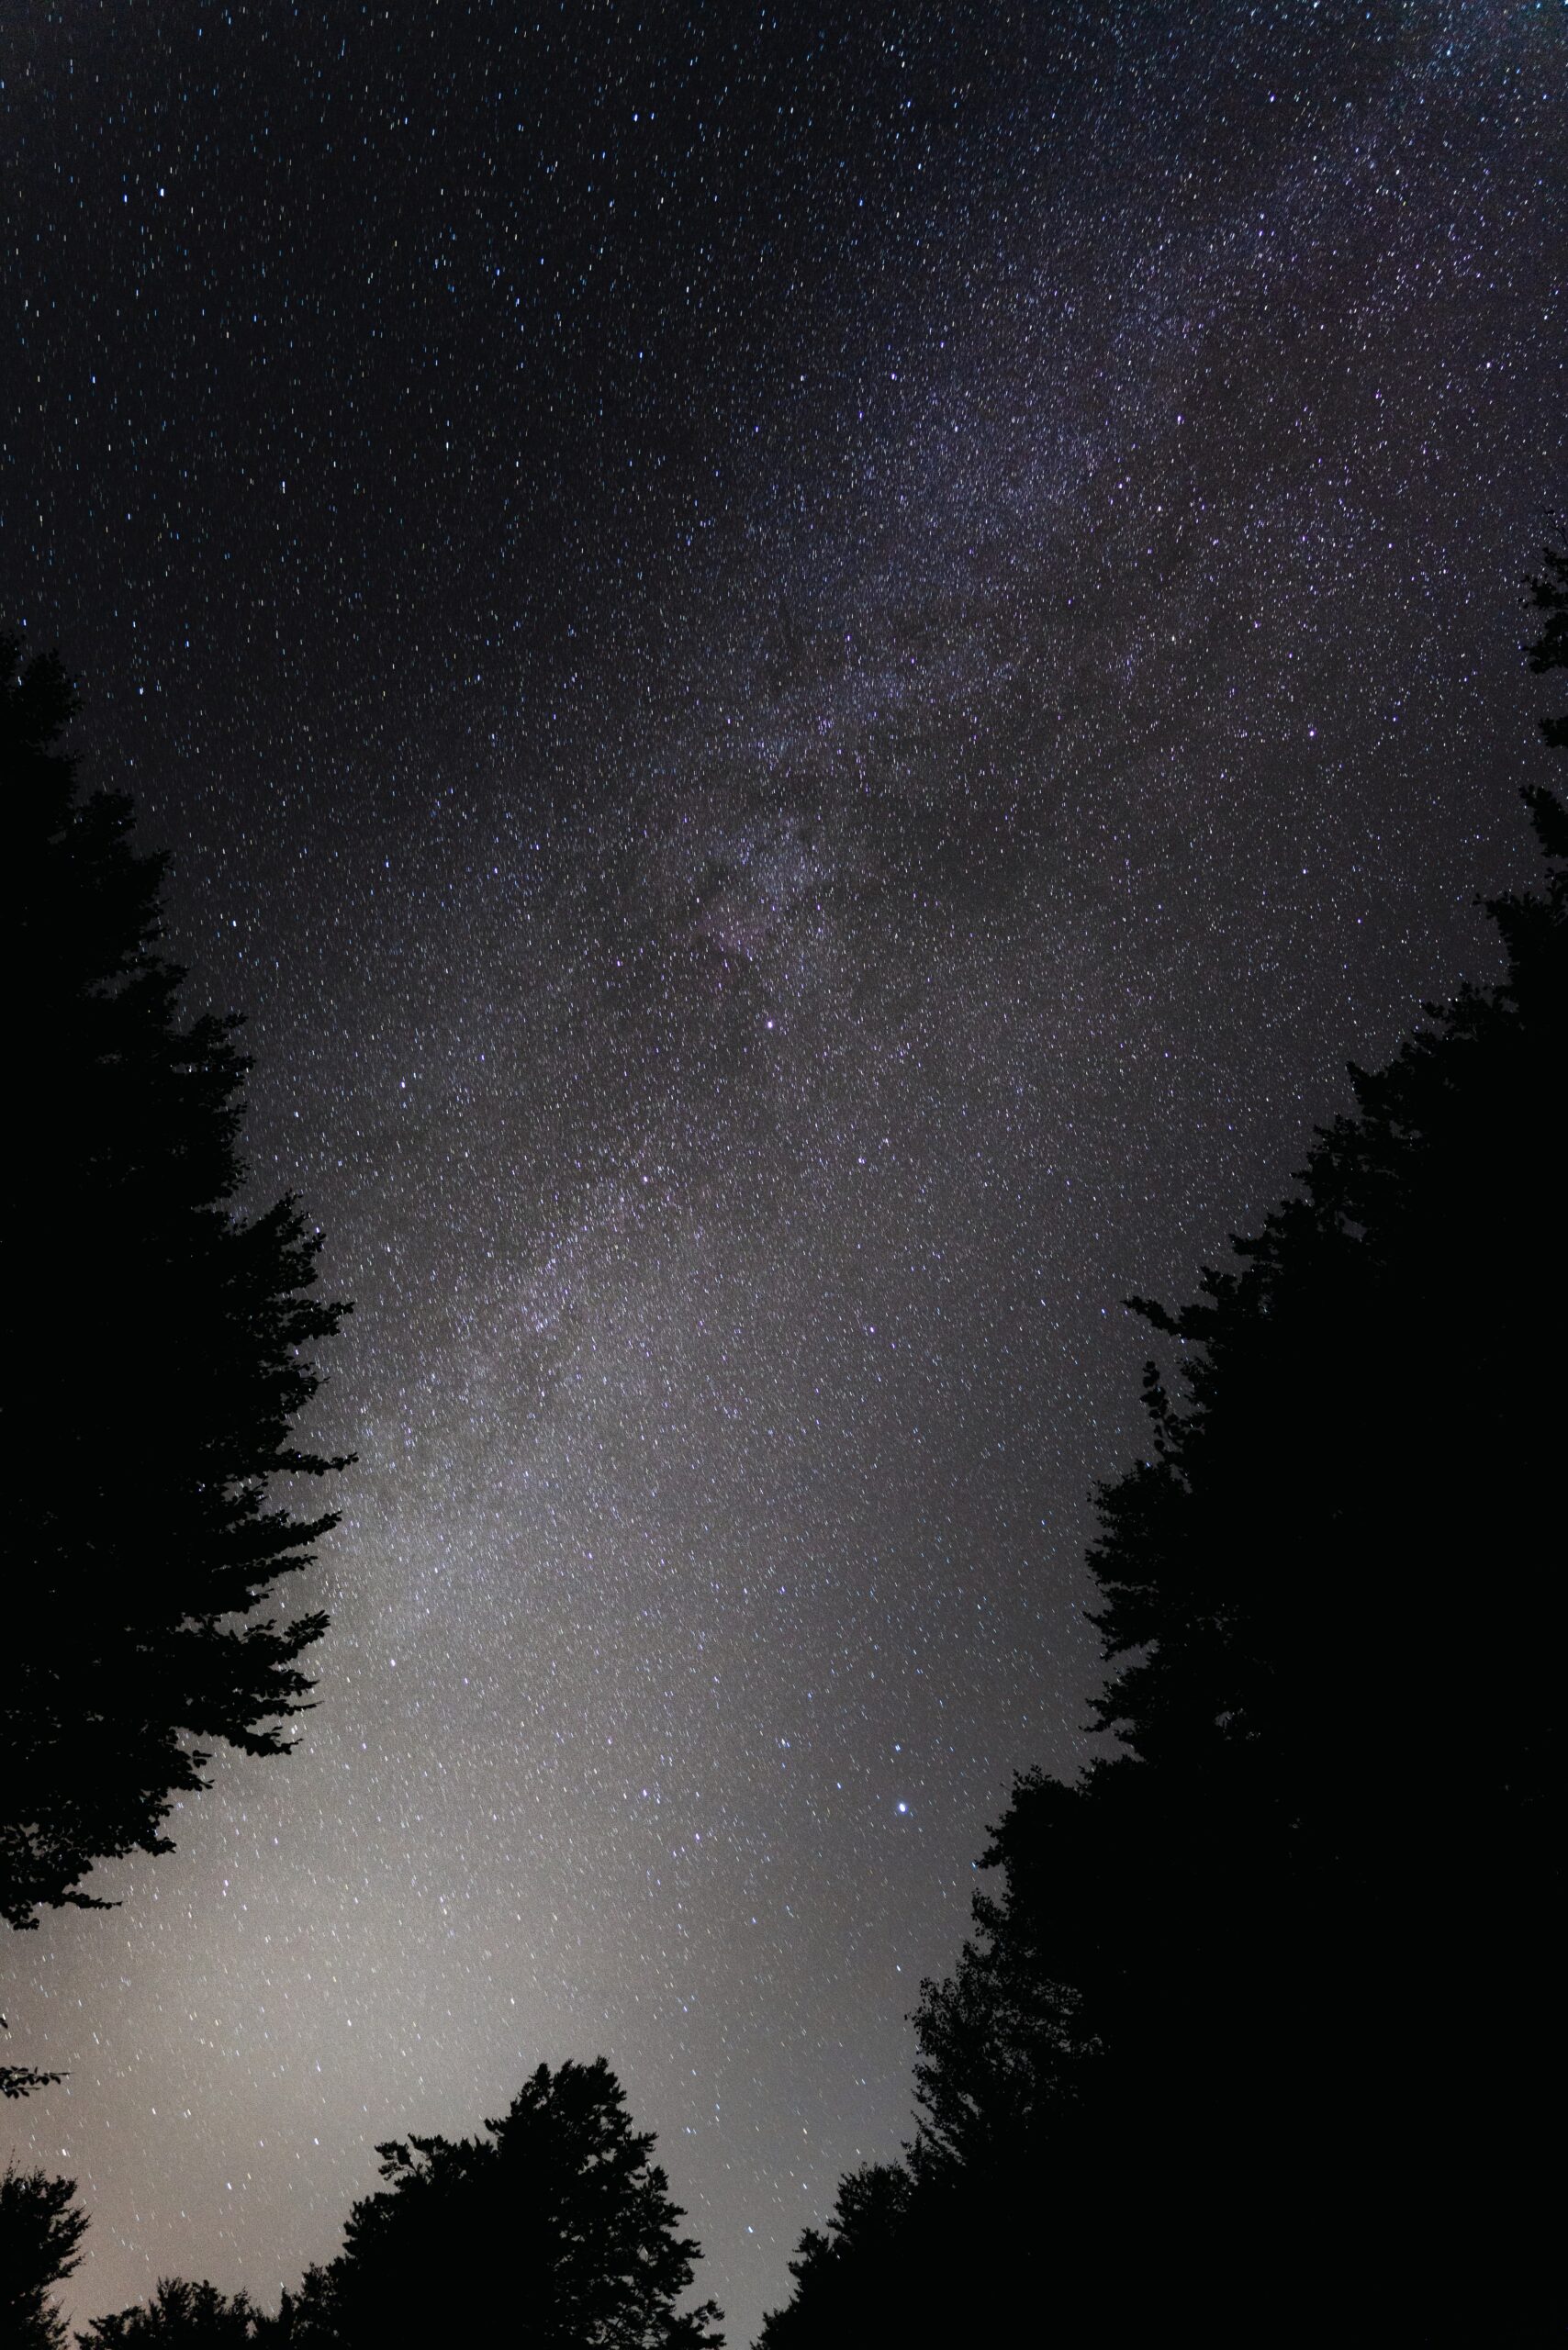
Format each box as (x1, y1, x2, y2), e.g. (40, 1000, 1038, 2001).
(756, 565, 1565, 2344)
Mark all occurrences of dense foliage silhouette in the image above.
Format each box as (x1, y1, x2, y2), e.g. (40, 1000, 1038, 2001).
(312, 2058, 722, 2348)
(760, 577, 1564, 2341)
(79, 2278, 281, 2346)
(753, 2165, 915, 2348)
(64, 2061, 722, 2347)
(0, 2165, 88, 2349)
(2, 640, 350, 1934)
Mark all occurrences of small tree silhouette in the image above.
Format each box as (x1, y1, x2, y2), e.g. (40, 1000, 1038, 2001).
(318, 2057, 722, 2347)
(77, 2277, 266, 2345)
(756, 2165, 914, 2347)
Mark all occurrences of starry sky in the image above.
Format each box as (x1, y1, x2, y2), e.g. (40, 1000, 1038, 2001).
(3, 2, 1563, 2337)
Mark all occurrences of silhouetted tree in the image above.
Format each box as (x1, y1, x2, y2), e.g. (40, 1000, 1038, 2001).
(1527, 540, 1567, 746)
(76, 2273, 327, 2346)
(814, 577, 1568, 2343)
(1076, 643, 1563, 2315)
(262, 2276, 331, 2345)
(0, 2164, 88, 2348)
(2, 640, 351, 1931)
(909, 1776, 1100, 2188)
(310, 2057, 722, 2347)
(756, 2165, 916, 2348)
(77, 2278, 266, 2346)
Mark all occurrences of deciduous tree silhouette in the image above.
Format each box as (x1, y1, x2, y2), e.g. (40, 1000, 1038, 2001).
(0, 2164, 88, 2348)
(311, 2057, 722, 2347)
(78, 2278, 270, 2345)
(72, 2269, 330, 2347)
(2, 640, 351, 1932)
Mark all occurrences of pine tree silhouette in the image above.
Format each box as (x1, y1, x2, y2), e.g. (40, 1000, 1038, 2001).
(2, 640, 351, 1931)
(755, 2165, 915, 2347)
(773, 561, 1565, 2343)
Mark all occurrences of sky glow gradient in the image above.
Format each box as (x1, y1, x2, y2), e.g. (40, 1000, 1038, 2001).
(3, 4, 1563, 2335)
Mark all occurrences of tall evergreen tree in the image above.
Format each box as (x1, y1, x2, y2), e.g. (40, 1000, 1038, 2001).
(755, 2165, 918, 2349)
(774, 566, 1565, 2343)
(0, 2165, 88, 2349)
(2, 641, 351, 1931)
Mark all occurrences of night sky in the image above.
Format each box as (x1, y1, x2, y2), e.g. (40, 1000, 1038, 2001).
(3, 3, 1563, 2336)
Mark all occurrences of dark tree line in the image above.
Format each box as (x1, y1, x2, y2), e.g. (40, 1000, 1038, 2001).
(8, 2062, 722, 2346)
(758, 573, 1564, 2342)
(2, 639, 350, 1942)
(6, 571, 1559, 2338)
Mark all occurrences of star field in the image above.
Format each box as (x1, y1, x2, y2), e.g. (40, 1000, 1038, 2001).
(3, 3, 1563, 2337)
